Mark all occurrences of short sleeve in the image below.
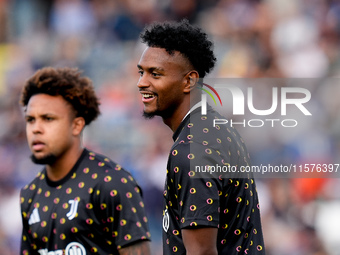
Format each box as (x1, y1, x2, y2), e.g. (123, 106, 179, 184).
(93, 171, 150, 249)
(20, 189, 36, 255)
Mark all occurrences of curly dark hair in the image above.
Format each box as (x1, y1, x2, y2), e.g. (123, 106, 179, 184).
(20, 67, 100, 125)
(140, 19, 216, 78)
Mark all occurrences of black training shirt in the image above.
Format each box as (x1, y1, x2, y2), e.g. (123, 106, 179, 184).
(20, 148, 150, 255)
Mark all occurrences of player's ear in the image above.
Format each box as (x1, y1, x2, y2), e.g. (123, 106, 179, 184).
(72, 117, 86, 135)
(183, 71, 199, 93)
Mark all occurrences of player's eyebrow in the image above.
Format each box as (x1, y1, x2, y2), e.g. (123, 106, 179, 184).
(137, 65, 165, 72)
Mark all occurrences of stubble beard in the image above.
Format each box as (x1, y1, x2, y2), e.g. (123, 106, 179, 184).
(30, 153, 57, 165)
(142, 100, 174, 120)
(143, 110, 157, 119)
(142, 99, 160, 119)
(142, 109, 174, 120)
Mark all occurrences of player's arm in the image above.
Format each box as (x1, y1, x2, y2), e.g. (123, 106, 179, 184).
(119, 240, 151, 255)
(20, 191, 35, 254)
(20, 227, 34, 254)
(182, 228, 218, 255)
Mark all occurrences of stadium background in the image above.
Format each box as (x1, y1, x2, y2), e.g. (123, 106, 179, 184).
(1, 0, 340, 254)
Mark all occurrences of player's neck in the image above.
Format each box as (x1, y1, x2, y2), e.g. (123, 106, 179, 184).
(163, 96, 200, 132)
(163, 112, 185, 133)
(46, 146, 84, 182)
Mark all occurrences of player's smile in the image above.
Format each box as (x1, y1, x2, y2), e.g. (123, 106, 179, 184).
(140, 91, 157, 104)
(137, 47, 190, 119)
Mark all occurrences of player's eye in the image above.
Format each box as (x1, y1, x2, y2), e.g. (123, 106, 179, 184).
(151, 72, 161, 78)
(25, 117, 34, 123)
(44, 116, 54, 122)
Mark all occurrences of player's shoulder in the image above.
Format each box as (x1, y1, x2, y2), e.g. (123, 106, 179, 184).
(82, 149, 119, 167)
(82, 149, 135, 180)
(173, 107, 231, 151)
(177, 107, 229, 141)
(20, 170, 45, 196)
(190, 107, 246, 149)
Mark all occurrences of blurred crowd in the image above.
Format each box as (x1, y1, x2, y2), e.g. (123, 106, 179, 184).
(1, 0, 340, 254)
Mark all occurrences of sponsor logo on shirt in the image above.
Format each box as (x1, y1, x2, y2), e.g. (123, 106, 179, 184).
(38, 242, 86, 255)
(28, 207, 40, 225)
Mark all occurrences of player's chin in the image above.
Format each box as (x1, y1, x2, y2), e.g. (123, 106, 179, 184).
(32, 147, 49, 156)
(142, 110, 156, 119)
(141, 104, 157, 117)
(30, 153, 57, 165)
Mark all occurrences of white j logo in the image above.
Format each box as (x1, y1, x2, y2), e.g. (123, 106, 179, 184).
(66, 199, 79, 220)
(162, 209, 169, 232)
